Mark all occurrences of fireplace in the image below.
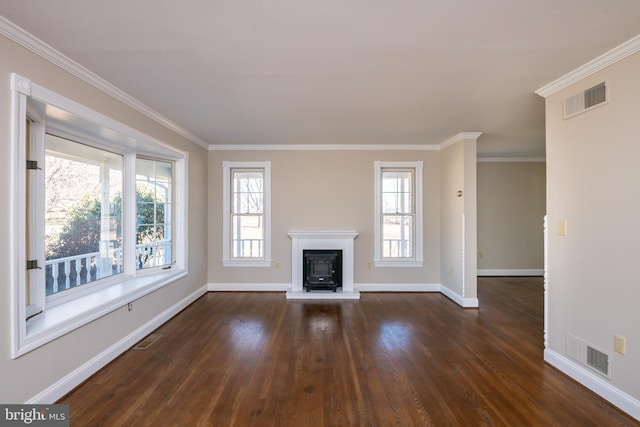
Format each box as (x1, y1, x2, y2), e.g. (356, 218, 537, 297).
(303, 250, 342, 292)
(287, 231, 359, 299)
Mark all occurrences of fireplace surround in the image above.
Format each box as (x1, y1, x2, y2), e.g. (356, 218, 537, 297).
(287, 231, 359, 299)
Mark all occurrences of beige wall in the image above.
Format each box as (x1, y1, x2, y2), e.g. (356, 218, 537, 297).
(208, 149, 442, 286)
(545, 51, 640, 402)
(0, 35, 208, 403)
(439, 138, 477, 305)
(477, 162, 545, 274)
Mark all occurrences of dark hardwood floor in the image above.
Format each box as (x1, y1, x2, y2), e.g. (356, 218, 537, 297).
(60, 277, 639, 426)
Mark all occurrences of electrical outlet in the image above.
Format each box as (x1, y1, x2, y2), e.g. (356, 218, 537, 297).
(614, 335, 626, 355)
(557, 220, 567, 236)
(275, 261, 280, 269)
(128, 302, 133, 311)
(367, 261, 371, 269)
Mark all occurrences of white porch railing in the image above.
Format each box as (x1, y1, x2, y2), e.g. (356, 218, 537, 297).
(45, 239, 172, 295)
(233, 238, 262, 258)
(382, 238, 412, 258)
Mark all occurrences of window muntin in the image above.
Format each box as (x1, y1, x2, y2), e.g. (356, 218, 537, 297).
(44, 134, 123, 295)
(222, 161, 271, 267)
(381, 169, 415, 258)
(374, 161, 423, 267)
(136, 158, 174, 269)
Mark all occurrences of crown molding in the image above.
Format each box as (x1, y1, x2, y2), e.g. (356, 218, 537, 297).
(477, 157, 545, 163)
(208, 134, 483, 151)
(0, 16, 209, 149)
(208, 143, 440, 151)
(536, 34, 640, 98)
(439, 132, 483, 150)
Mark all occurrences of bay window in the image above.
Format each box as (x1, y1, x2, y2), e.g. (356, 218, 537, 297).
(11, 74, 187, 357)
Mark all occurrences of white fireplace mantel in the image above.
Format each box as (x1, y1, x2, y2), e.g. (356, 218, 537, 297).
(287, 231, 360, 300)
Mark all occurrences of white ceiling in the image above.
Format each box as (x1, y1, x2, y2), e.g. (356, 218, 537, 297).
(2, 1, 640, 157)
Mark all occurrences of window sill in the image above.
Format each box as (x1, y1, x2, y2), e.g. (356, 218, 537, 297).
(18, 269, 186, 357)
(222, 259, 272, 267)
(374, 260, 424, 267)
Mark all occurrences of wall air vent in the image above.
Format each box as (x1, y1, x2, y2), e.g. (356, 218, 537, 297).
(566, 333, 611, 378)
(587, 346, 609, 376)
(564, 81, 608, 119)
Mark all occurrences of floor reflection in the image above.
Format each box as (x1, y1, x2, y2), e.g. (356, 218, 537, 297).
(229, 318, 266, 350)
(301, 304, 342, 335)
(378, 320, 412, 351)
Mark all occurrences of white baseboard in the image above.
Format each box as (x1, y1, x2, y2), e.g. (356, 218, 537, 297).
(28, 285, 208, 404)
(208, 282, 478, 308)
(356, 283, 441, 292)
(544, 349, 640, 420)
(440, 285, 479, 308)
(208, 282, 290, 292)
(478, 269, 544, 276)
(286, 289, 361, 300)
(209, 283, 440, 293)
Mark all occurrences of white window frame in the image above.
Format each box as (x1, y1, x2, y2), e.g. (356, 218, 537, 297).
(374, 161, 424, 267)
(10, 74, 188, 358)
(222, 161, 271, 267)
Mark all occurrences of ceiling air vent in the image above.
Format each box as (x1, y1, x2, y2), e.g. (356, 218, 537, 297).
(563, 81, 608, 119)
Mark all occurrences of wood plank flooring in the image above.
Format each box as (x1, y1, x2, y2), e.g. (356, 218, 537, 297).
(60, 277, 639, 426)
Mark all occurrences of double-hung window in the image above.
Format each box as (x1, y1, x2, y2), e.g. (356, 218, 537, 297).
(374, 161, 423, 267)
(222, 161, 271, 266)
(11, 74, 187, 357)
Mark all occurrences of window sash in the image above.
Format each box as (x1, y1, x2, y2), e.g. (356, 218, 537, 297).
(135, 157, 174, 269)
(382, 213, 415, 258)
(231, 214, 264, 258)
(43, 134, 124, 297)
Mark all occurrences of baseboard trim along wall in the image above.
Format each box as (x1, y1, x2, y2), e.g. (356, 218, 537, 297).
(209, 283, 440, 293)
(544, 349, 640, 420)
(356, 283, 440, 292)
(440, 285, 479, 308)
(208, 283, 290, 292)
(28, 285, 208, 404)
(478, 269, 544, 276)
(208, 283, 478, 307)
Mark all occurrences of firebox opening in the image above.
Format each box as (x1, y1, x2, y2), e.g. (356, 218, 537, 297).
(303, 250, 342, 292)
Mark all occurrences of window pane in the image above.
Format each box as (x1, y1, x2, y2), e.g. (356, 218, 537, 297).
(382, 193, 398, 213)
(45, 134, 123, 295)
(382, 214, 414, 258)
(232, 170, 263, 214)
(136, 158, 173, 269)
(232, 215, 263, 258)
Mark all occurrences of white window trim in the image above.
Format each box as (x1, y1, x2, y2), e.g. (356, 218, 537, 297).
(222, 161, 272, 267)
(374, 161, 424, 267)
(10, 73, 188, 358)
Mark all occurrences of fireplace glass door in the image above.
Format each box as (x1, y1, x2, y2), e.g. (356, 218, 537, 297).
(303, 250, 342, 292)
